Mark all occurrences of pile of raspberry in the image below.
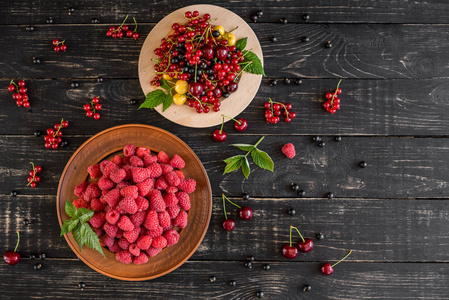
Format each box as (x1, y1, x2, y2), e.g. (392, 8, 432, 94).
(72, 144, 196, 265)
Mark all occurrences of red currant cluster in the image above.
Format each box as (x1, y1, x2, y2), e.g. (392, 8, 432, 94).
(52, 39, 67, 52)
(83, 97, 102, 120)
(264, 98, 296, 124)
(323, 80, 342, 114)
(8, 80, 30, 108)
(106, 15, 139, 40)
(43, 118, 69, 149)
(27, 162, 42, 188)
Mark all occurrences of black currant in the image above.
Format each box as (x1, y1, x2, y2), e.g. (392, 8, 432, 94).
(33, 57, 41, 64)
(316, 232, 324, 240)
(251, 15, 258, 22)
(247, 256, 255, 262)
(60, 141, 69, 147)
(10, 191, 17, 197)
(303, 285, 311, 292)
(46, 17, 53, 24)
(359, 161, 367, 168)
(288, 208, 296, 215)
(244, 262, 252, 268)
(229, 280, 236, 286)
(302, 36, 310, 42)
(212, 30, 220, 38)
(290, 183, 299, 191)
(270, 36, 277, 42)
(78, 282, 86, 289)
(325, 41, 332, 48)
(312, 136, 321, 142)
(92, 18, 99, 24)
(335, 136, 342, 142)
(298, 190, 306, 197)
(29, 254, 36, 259)
(34, 130, 41, 137)
(97, 76, 104, 82)
(318, 141, 325, 147)
(68, 7, 75, 14)
(270, 79, 278, 86)
(263, 264, 270, 270)
(327, 192, 334, 199)
(302, 14, 310, 21)
(34, 263, 42, 270)
(242, 193, 250, 200)
(71, 81, 80, 88)
(209, 275, 216, 282)
(257, 291, 264, 298)
(256, 11, 263, 18)
(223, 92, 230, 98)
(39, 253, 46, 260)
(23, 219, 30, 226)
(129, 99, 137, 105)
(295, 79, 303, 85)
(280, 18, 287, 24)
(26, 25, 35, 31)
(284, 78, 291, 84)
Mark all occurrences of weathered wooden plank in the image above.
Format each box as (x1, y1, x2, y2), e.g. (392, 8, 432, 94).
(2, 0, 449, 25)
(3, 196, 449, 262)
(1, 136, 449, 199)
(0, 259, 448, 299)
(1, 24, 449, 79)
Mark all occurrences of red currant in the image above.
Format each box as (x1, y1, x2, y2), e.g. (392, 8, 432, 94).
(93, 113, 101, 120)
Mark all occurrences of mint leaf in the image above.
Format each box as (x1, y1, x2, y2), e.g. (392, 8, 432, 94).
(60, 219, 79, 236)
(72, 225, 85, 252)
(65, 200, 77, 218)
(242, 51, 265, 76)
(229, 143, 254, 152)
(159, 78, 171, 90)
(139, 89, 167, 109)
(241, 157, 251, 179)
(235, 38, 247, 51)
(251, 148, 274, 172)
(223, 155, 245, 174)
(76, 208, 94, 224)
(80, 223, 105, 257)
(162, 92, 173, 112)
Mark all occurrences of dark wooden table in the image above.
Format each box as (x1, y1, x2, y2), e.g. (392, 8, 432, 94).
(2, 1, 449, 299)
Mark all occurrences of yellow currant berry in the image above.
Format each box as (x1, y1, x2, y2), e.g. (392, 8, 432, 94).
(162, 73, 173, 80)
(214, 25, 225, 36)
(226, 33, 236, 46)
(173, 93, 187, 105)
(174, 80, 189, 94)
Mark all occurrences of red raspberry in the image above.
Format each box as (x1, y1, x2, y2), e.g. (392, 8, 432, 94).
(116, 180, 131, 189)
(281, 143, 296, 158)
(94, 227, 104, 237)
(143, 210, 159, 230)
(133, 252, 148, 265)
(129, 156, 144, 167)
(83, 182, 101, 202)
(120, 185, 138, 199)
(136, 178, 155, 197)
(146, 247, 162, 257)
(101, 234, 115, 248)
(109, 241, 121, 253)
(136, 235, 152, 250)
(98, 177, 115, 191)
(176, 191, 191, 211)
(118, 196, 138, 214)
(110, 168, 126, 183)
(152, 236, 167, 248)
(103, 188, 121, 207)
(167, 205, 181, 219)
(178, 179, 196, 194)
(116, 228, 123, 238)
(74, 181, 89, 197)
(155, 176, 168, 190)
(158, 211, 171, 228)
(161, 163, 173, 174)
(123, 226, 140, 243)
(147, 163, 162, 178)
(174, 170, 185, 179)
(164, 193, 179, 207)
(103, 161, 118, 178)
(146, 225, 163, 238)
(136, 147, 151, 158)
(157, 151, 170, 164)
(132, 167, 151, 183)
(104, 204, 112, 213)
(117, 215, 134, 231)
(87, 164, 102, 179)
(122, 164, 134, 181)
(121, 157, 130, 165)
(128, 243, 140, 256)
(89, 212, 106, 228)
(149, 190, 166, 212)
(130, 211, 146, 227)
(135, 196, 149, 211)
(118, 237, 130, 250)
(100, 160, 109, 173)
(116, 250, 132, 264)
(164, 229, 180, 246)
(103, 222, 119, 237)
(165, 171, 180, 186)
(166, 186, 179, 194)
(169, 154, 186, 169)
(90, 198, 106, 212)
(123, 144, 136, 157)
(143, 154, 158, 166)
(73, 198, 89, 209)
(174, 211, 188, 228)
(112, 155, 122, 166)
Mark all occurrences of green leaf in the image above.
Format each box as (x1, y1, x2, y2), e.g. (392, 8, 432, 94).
(139, 89, 167, 109)
(76, 208, 94, 224)
(242, 51, 266, 76)
(251, 148, 274, 172)
(235, 38, 247, 51)
(223, 155, 245, 175)
(65, 200, 77, 218)
(162, 92, 173, 112)
(229, 143, 254, 152)
(72, 224, 85, 252)
(159, 78, 171, 90)
(60, 219, 79, 236)
(80, 223, 105, 257)
(241, 157, 251, 179)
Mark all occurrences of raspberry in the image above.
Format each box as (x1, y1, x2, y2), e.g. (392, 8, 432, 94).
(133, 252, 148, 265)
(116, 250, 132, 264)
(123, 144, 136, 157)
(176, 191, 191, 211)
(135, 196, 149, 211)
(166, 186, 179, 194)
(116, 228, 123, 238)
(136, 178, 154, 196)
(106, 209, 120, 225)
(143, 154, 158, 166)
(161, 164, 173, 174)
(99, 160, 109, 173)
(174, 170, 185, 179)
(174, 211, 188, 228)
(122, 164, 133, 181)
(87, 164, 102, 179)
(157, 151, 170, 164)
(167, 205, 181, 219)
(120, 185, 138, 199)
(136, 235, 152, 250)
(143, 210, 159, 230)
(152, 236, 167, 248)
(164, 193, 179, 207)
(129, 156, 144, 167)
(103, 222, 119, 237)
(146, 225, 163, 238)
(116, 181, 131, 189)
(281, 143, 296, 158)
(103, 188, 121, 207)
(130, 211, 146, 227)
(149, 190, 166, 212)
(117, 215, 134, 231)
(98, 177, 115, 191)
(155, 176, 168, 190)
(110, 168, 126, 183)
(83, 182, 101, 202)
(103, 161, 118, 178)
(178, 179, 196, 194)
(170, 154, 186, 169)
(163, 229, 180, 246)
(121, 157, 130, 165)
(123, 226, 140, 243)
(147, 163, 162, 178)
(132, 167, 151, 183)
(74, 181, 89, 197)
(101, 234, 115, 248)
(89, 212, 106, 228)
(109, 241, 121, 253)
(118, 196, 138, 214)
(158, 211, 171, 228)
(128, 243, 140, 256)
(112, 155, 122, 166)
(146, 247, 162, 257)
(73, 198, 89, 209)
(136, 147, 151, 158)
(118, 237, 130, 250)
(165, 171, 180, 187)
(104, 205, 112, 213)
(90, 198, 106, 212)
(94, 227, 104, 237)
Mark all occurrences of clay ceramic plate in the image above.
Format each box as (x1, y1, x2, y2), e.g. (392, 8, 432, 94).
(57, 124, 212, 281)
(138, 4, 263, 128)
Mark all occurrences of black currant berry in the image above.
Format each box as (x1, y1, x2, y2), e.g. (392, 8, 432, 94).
(327, 192, 334, 199)
(303, 285, 311, 292)
(39, 253, 46, 260)
(229, 280, 236, 286)
(325, 41, 332, 48)
(256, 11, 263, 18)
(212, 30, 220, 38)
(223, 92, 230, 98)
(78, 282, 86, 289)
(129, 99, 137, 105)
(270, 79, 278, 86)
(68, 7, 75, 14)
(359, 161, 367, 168)
(312, 136, 321, 142)
(280, 18, 287, 24)
(284, 78, 291, 84)
(71, 81, 79, 88)
(60, 141, 69, 147)
(302, 14, 310, 21)
(23, 219, 30, 226)
(244, 262, 252, 268)
(34, 263, 42, 270)
(46, 17, 53, 24)
(295, 79, 303, 85)
(10, 191, 17, 197)
(247, 256, 255, 262)
(97, 76, 104, 82)
(270, 36, 277, 42)
(288, 208, 296, 215)
(316, 232, 324, 240)
(34, 130, 41, 137)
(92, 18, 99, 24)
(290, 183, 299, 191)
(298, 190, 305, 197)
(302, 36, 310, 42)
(209, 275, 216, 282)
(29, 254, 36, 259)
(26, 25, 35, 31)
(318, 141, 325, 147)
(257, 291, 264, 298)
(33, 57, 41, 64)
(335, 136, 342, 142)
(263, 264, 270, 270)
(242, 193, 250, 200)
(251, 15, 258, 22)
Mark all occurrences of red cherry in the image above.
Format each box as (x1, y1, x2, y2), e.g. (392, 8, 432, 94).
(222, 219, 235, 231)
(212, 129, 227, 142)
(215, 45, 228, 60)
(298, 238, 314, 253)
(234, 118, 248, 131)
(282, 244, 298, 259)
(189, 82, 203, 97)
(239, 206, 253, 220)
(321, 263, 333, 275)
(3, 250, 20, 265)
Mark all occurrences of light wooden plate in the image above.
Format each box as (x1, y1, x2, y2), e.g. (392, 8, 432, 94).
(138, 4, 263, 128)
(57, 124, 212, 281)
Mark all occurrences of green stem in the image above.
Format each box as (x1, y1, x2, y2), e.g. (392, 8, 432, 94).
(27, 161, 36, 186)
(221, 114, 241, 124)
(194, 63, 198, 83)
(330, 79, 342, 106)
(332, 250, 352, 268)
(291, 226, 305, 243)
(53, 118, 64, 138)
(222, 194, 228, 220)
(222, 194, 241, 209)
(243, 136, 265, 157)
(115, 15, 129, 32)
(219, 115, 225, 134)
(133, 17, 138, 32)
(289, 225, 293, 247)
(14, 231, 20, 252)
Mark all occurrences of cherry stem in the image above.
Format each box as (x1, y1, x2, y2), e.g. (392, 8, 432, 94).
(133, 17, 138, 32)
(289, 225, 293, 247)
(331, 250, 352, 268)
(222, 194, 228, 220)
(221, 114, 241, 125)
(331, 79, 342, 106)
(291, 226, 305, 243)
(219, 115, 225, 134)
(14, 230, 20, 252)
(222, 194, 241, 209)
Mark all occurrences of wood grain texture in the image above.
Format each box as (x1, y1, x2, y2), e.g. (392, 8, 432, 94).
(2, 0, 449, 25)
(1, 24, 449, 79)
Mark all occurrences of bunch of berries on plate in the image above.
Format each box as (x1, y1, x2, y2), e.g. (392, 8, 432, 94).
(140, 10, 264, 113)
(72, 144, 196, 265)
(8, 80, 30, 108)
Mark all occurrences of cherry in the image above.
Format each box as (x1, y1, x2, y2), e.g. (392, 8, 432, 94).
(212, 129, 226, 142)
(189, 82, 203, 97)
(201, 44, 214, 60)
(4, 231, 20, 265)
(222, 219, 235, 231)
(234, 118, 248, 131)
(215, 45, 228, 60)
(226, 82, 238, 93)
(239, 206, 253, 220)
(290, 226, 314, 253)
(282, 225, 299, 259)
(321, 250, 352, 275)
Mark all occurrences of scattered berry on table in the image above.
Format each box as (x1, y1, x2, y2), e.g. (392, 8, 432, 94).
(327, 192, 334, 199)
(229, 280, 236, 286)
(209, 275, 216, 282)
(32, 57, 41, 64)
(78, 282, 85, 289)
(244, 262, 252, 268)
(298, 190, 306, 197)
(264, 98, 295, 124)
(29, 254, 36, 259)
(97, 76, 104, 82)
(70, 81, 79, 88)
(242, 193, 250, 200)
(39, 253, 46, 260)
(312, 136, 321, 142)
(303, 285, 312, 292)
(270, 79, 278, 86)
(34, 130, 41, 137)
(321, 250, 352, 275)
(256, 11, 263, 18)
(22, 219, 30, 226)
(270, 36, 277, 42)
(316, 232, 324, 240)
(46, 17, 53, 24)
(52, 39, 67, 52)
(263, 263, 270, 270)
(282, 143, 296, 158)
(247, 255, 255, 262)
(10, 191, 17, 197)
(67, 7, 75, 15)
(251, 15, 258, 22)
(318, 141, 325, 147)
(34, 263, 42, 270)
(335, 136, 342, 142)
(256, 291, 264, 298)
(280, 17, 287, 24)
(359, 161, 367, 168)
(92, 18, 99, 24)
(129, 99, 137, 105)
(106, 15, 139, 40)
(284, 78, 291, 84)
(295, 79, 303, 85)
(287, 208, 296, 215)
(325, 41, 332, 48)
(27, 162, 42, 188)
(302, 36, 310, 42)
(303, 14, 310, 21)
(26, 25, 34, 31)
(7, 79, 31, 108)
(3, 231, 21, 265)
(290, 183, 299, 191)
